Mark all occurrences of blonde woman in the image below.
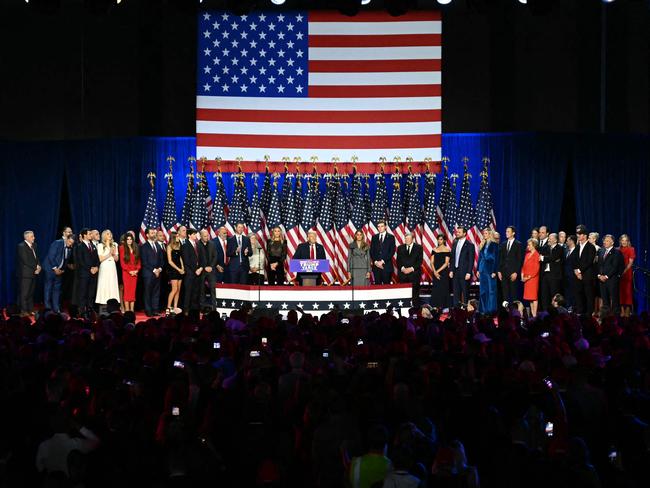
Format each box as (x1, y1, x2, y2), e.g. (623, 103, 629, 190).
(266, 226, 287, 285)
(618, 234, 635, 316)
(95, 229, 120, 305)
(478, 228, 498, 313)
(248, 233, 266, 285)
(347, 230, 371, 286)
(166, 231, 184, 314)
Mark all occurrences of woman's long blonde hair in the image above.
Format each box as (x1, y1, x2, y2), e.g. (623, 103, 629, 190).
(101, 229, 115, 251)
(479, 228, 495, 250)
(271, 226, 285, 243)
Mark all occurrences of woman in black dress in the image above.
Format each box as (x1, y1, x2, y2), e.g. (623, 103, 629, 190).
(266, 226, 287, 285)
(165, 231, 184, 314)
(430, 234, 451, 309)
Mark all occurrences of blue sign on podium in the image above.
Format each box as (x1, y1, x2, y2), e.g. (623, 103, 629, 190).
(289, 259, 331, 274)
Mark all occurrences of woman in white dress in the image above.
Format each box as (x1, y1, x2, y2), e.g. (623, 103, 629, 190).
(95, 229, 120, 305)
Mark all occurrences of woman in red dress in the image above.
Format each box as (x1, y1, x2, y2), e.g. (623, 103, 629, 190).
(618, 234, 635, 317)
(521, 238, 540, 317)
(120, 233, 141, 312)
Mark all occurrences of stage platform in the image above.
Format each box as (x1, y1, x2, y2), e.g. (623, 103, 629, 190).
(214, 284, 415, 316)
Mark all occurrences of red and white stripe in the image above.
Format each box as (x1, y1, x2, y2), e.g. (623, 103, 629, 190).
(315, 223, 338, 284)
(285, 225, 306, 283)
(389, 223, 406, 283)
(161, 223, 180, 243)
(468, 226, 481, 276)
(196, 11, 442, 164)
(435, 204, 454, 248)
(335, 221, 356, 283)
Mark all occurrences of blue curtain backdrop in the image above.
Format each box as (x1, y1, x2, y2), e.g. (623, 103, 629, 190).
(0, 142, 64, 307)
(1, 134, 647, 310)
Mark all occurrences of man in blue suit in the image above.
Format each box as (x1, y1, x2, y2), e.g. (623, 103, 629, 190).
(213, 226, 229, 284)
(226, 222, 252, 284)
(450, 226, 475, 307)
(369, 221, 396, 284)
(140, 227, 164, 317)
(43, 227, 74, 312)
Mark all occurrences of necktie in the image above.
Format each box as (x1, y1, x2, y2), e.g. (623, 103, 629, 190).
(455, 241, 461, 269)
(310, 244, 315, 260)
(59, 243, 66, 268)
(222, 239, 228, 264)
(408, 244, 412, 255)
(604, 248, 610, 259)
(237, 236, 242, 263)
(193, 241, 198, 257)
(507, 240, 511, 252)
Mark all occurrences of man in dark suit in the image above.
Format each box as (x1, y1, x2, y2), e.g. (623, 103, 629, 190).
(16, 230, 41, 316)
(450, 226, 475, 307)
(73, 228, 100, 317)
(182, 229, 203, 312)
(597, 234, 625, 314)
(539, 232, 564, 311)
(293, 230, 327, 285)
(227, 223, 252, 284)
(369, 221, 396, 285)
(498, 225, 523, 303)
(396, 233, 423, 299)
(213, 226, 229, 284)
(140, 227, 164, 317)
(537, 226, 549, 249)
(573, 225, 597, 315)
(43, 227, 74, 312)
(563, 235, 578, 309)
(198, 229, 217, 310)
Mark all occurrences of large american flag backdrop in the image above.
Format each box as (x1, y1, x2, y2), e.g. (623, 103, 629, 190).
(196, 10, 442, 168)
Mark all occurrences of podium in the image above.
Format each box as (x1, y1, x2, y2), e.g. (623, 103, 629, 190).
(289, 259, 330, 286)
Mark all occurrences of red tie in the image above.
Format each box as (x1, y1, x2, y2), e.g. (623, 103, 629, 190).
(222, 239, 229, 264)
(193, 241, 198, 256)
(310, 244, 315, 260)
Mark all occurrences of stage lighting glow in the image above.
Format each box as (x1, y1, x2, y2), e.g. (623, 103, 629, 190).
(518, 0, 528, 4)
(271, 0, 286, 5)
(602, 0, 616, 3)
(437, 0, 453, 5)
(361, 0, 372, 5)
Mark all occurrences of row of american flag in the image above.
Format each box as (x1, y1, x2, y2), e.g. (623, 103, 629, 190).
(140, 158, 496, 284)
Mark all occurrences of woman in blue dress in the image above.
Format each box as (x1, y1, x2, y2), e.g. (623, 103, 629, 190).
(478, 228, 499, 313)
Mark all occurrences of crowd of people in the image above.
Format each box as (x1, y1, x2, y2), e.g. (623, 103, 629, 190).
(15, 222, 637, 321)
(1, 293, 649, 487)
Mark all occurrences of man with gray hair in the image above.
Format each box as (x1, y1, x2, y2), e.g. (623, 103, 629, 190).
(396, 233, 423, 299)
(539, 232, 564, 311)
(597, 234, 625, 314)
(293, 230, 326, 285)
(16, 230, 41, 316)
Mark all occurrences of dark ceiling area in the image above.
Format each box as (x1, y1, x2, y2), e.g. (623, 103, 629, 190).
(0, 0, 648, 141)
